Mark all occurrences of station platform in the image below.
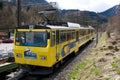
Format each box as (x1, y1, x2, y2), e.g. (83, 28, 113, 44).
(0, 62, 18, 73)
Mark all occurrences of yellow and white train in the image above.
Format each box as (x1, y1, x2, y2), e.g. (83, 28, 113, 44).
(14, 22, 95, 75)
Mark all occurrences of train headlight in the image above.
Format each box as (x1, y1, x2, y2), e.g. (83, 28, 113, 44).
(16, 53, 22, 58)
(40, 56, 47, 60)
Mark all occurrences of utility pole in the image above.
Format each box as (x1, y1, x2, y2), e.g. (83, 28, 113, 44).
(17, 0, 21, 27)
(49, 2, 58, 21)
(77, 9, 79, 23)
(94, 13, 99, 47)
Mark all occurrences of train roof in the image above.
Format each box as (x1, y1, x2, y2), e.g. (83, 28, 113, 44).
(47, 25, 94, 29)
(47, 25, 94, 30)
(17, 22, 94, 30)
(17, 25, 94, 30)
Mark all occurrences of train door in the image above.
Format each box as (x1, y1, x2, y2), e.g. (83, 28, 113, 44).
(56, 30, 60, 61)
(75, 31, 79, 53)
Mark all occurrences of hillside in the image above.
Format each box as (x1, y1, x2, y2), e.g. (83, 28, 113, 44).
(0, 0, 49, 30)
(60, 5, 119, 27)
(2, 0, 48, 6)
(61, 10, 107, 27)
(0, 0, 119, 30)
(21, 0, 48, 4)
(99, 5, 118, 17)
(68, 32, 120, 80)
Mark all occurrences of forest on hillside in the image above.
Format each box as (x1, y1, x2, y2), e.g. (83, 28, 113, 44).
(0, 1, 107, 29)
(107, 5, 120, 39)
(0, 1, 58, 29)
(0, 0, 120, 34)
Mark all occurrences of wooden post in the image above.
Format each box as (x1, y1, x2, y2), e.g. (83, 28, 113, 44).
(17, 0, 21, 27)
(96, 26, 98, 44)
(94, 25, 98, 47)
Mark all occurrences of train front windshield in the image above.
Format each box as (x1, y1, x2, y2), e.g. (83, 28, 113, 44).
(15, 32, 47, 47)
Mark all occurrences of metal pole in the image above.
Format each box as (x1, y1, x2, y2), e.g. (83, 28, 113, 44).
(17, 0, 21, 27)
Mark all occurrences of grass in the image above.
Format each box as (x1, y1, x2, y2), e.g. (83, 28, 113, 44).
(104, 78, 110, 80)
(92, 61, 97, 67)
(68, 61, 90, 80)
(111, 62, 120, 74)
(116, 69, 120, 74)
(96, 33, 106, 47)
(111, 62, 118, 69)
(68, 69, 78, 80)
(77, 61, 88, 70)
(90, 68, 101, 76)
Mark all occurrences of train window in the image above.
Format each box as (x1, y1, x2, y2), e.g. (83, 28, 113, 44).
(15, 32, 47, 47)
(87, 29, 88, 34)
(91, 29, 93, 34)
(76, 31, 79, 41)
(79, 30, 81, 37)
(60, 30, 66, 43)
(90, 30, 91, 34)
(86, 30, 88, 35)
(56, 30, 59, 44)
(80, 30, 85, 36)
(51, 31, 55, 46)
(90, 29, 91, 34)
(71, 31, 75, 39)
(84, 30, 86, 35)
(67, 30, 71, 41)
(81, 30, 83, 36)
(91, 30, 94, 33)
(88, 29, 90, 34)
(91, 30, 92, 34)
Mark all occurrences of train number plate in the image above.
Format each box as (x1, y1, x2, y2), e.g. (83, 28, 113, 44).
(24, 52, 37, 59)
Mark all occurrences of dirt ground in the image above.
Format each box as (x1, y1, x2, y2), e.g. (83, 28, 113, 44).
(68, 32, 120, 80)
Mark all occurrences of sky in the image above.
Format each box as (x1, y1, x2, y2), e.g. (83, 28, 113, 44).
(46, 0, 120, 12)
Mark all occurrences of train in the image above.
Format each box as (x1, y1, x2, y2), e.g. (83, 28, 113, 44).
(13, 22, 95, 75)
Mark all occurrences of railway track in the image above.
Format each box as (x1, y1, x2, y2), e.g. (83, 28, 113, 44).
(4, 39, 96, 80)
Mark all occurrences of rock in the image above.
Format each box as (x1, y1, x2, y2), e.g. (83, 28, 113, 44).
(103, 48, 108, 50)
(112, 50, 116, 53)
(110, 33, 116, 39)
(108, 46, 114, 50)
(115, 37, 120, 41)
(114, 46, 119, 51)
(102, 45, 106, 47)
(118, 40, 120, 43)
(98, 58, 107, 62)
(111, 41, 117, 45)
(100, 48, 103, 51)
(106, 53, 114, 56)
(95, 53, 98, 55)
